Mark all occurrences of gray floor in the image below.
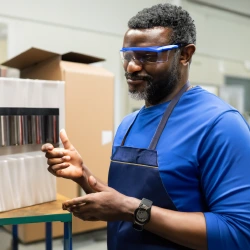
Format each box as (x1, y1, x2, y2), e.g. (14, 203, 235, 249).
(0, 226, 107, 250)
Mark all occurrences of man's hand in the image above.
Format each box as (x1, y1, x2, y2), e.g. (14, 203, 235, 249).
(41, 129, 85, 181)
(62, 176, 140, 222)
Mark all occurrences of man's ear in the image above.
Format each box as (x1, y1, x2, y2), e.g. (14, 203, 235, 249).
(179, 44, 196, 66)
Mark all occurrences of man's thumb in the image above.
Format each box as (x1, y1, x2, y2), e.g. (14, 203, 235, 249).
(88, 176, 105, 192)
(60, 129, 74, 150)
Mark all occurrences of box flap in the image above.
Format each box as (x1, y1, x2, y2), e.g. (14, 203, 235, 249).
(1, 47, 59, 70)
(60, 61, 114, 77)
(62, 52, 104, 64)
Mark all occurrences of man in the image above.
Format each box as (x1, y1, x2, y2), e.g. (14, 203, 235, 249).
(42, 3, 250, 250)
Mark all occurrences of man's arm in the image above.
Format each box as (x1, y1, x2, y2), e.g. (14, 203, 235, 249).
(148, 111, 250, 250)
(62, 175, 207, 249)
(199, 111, 250, 249)
(63, 111, 250, 250)
(146, 208, 206, 249)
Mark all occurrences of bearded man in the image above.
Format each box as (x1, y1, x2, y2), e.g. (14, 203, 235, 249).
(42, 3, 250, 250)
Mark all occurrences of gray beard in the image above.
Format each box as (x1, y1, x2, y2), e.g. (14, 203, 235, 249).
(128, 59, 180, 104)
(128, 92, 146, 101)
(128, 85, 150, 101)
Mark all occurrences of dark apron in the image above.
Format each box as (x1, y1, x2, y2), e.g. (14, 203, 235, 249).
(108, 82, 192, 250)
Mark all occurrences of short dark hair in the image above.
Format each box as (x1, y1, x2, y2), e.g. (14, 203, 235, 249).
(128, 3, 196, 45)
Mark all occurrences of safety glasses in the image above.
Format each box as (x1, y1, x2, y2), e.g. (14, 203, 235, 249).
(120, 44, 181, 65)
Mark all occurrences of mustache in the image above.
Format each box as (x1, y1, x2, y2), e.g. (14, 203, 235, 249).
(125, 72, 153, 82)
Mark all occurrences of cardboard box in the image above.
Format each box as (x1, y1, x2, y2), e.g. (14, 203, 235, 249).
(1, 48, 114, 242)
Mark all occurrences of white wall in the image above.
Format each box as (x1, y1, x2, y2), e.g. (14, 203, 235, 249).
(0, 0, 250, 128)
(0, 0, 172, 38)
(126, 0, 250, 112)
(182, 0, 250, 86)
(184, 0, 250, 61)
(0, 0, 180, 130)
(188, 0, 250, 16)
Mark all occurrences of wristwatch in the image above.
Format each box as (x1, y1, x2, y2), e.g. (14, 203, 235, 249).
(133, 198, 153, 231)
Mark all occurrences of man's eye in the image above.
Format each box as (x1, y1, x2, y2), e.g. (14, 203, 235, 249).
(141, 53, 158, 62)
(123, 53, 133, 61)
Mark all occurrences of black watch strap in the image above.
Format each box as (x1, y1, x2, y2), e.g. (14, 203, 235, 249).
(133, 198, 153, 231)
(141, 198, 153, 208)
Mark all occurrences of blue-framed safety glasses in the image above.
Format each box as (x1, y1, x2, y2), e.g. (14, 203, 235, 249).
(120, 44, 180, 65)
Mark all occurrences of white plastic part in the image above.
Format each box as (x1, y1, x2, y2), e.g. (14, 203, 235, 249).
(0, 77, 64, 212)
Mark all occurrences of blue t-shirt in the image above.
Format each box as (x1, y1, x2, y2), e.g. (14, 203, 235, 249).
(113, 86, 250, 249)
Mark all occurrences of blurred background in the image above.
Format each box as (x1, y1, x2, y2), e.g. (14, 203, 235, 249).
(0, 0, 249, 128)
(0, 0, 250, 249)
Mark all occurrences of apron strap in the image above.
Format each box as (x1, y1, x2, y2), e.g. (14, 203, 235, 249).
(148, 82, 191, 150)
(121, 109, 142, 146)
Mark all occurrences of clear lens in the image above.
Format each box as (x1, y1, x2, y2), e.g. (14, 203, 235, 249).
(120, 50, 170, 64)
(139, 52, 158, 63)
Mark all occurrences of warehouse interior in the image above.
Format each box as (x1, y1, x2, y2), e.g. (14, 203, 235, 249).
(0, 0, 250, 249)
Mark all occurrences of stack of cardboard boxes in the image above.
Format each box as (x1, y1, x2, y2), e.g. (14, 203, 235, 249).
(1, 47, 114, 242)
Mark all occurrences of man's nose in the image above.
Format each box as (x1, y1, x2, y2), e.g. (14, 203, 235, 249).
(126, 59, 143, 73)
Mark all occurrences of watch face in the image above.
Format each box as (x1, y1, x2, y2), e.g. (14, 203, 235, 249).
(136, 208, 149, 223)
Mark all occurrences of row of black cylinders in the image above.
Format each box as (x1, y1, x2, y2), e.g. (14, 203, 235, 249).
(0, 108, 59, 147)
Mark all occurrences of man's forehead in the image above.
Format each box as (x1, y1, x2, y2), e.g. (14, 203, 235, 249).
(123, 27, 173, 47)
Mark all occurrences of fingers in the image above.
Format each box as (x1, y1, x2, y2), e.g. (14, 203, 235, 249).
(62, 197, 99, 221)
(47, 157, 62, 166)
(43, 129, 74, 153)
(45, 147, 64, 159)
(46, 152, 71, 166)
(88, 175, 97, 187)
(60, 129, 75, 150)
(68, 203, 86, 213)
(47, 163, 70, 176)
(63, 199, 84, 212)
(47, 155, 70, 166)
(44, 144, 73, 168)
(45, 148, 71, 161)
(62, 196, 87, 209)
(41, 143, 54, 152)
